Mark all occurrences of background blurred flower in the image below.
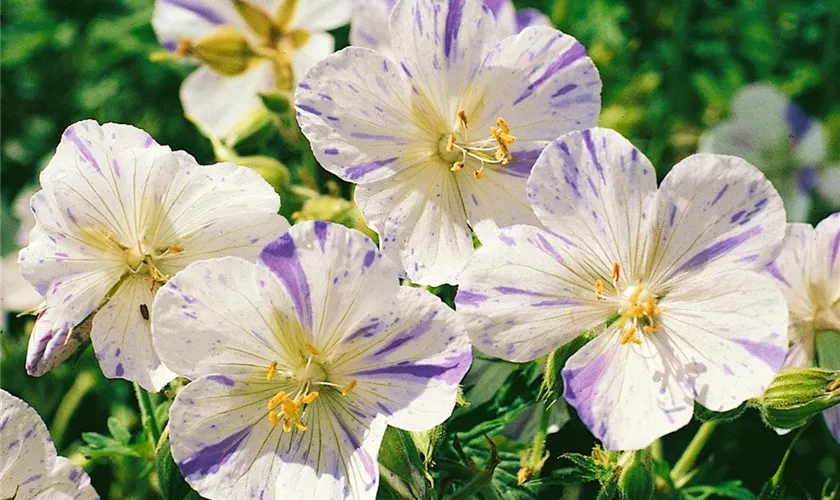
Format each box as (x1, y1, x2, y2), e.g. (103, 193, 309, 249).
(2, 186, 42, 315)
(152, 0, 351, 143)
(698, 83, 839, 221)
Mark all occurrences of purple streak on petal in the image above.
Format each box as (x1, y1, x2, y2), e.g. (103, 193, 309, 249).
(355, 350, 470, 384)
(830, 229, 840, 271)
(0, 417, 8, 432)
(513, 42, 586, 105)
(732, 338, 786, 370)
(562, 352, 608, 435)
(498, 148, 542, 177)
(207, 375, 235, 386)
(259, 234, 313, 330)
(785, 102, 814, 145)
(111, 158, 121, 178)
(765, 262, 791, 287)
(63, 127, 101, 175)
(163, 0, 226, 24)
(345, 157, 398, 181)
(297, 104, 322, 116)
(178, 427, 251, 478)
(537, 233, 564, 263)
(363, 250, 376, 269)
(532, 298, 579, 307)
(314, 220, 329, 251)
(443, 0, 465, 60)
(495, 286, 548, 296)
(711, 184, 729, 206)
(115, 363, 124, 376)
(551, 83, 578, 98)
(455, 289, 489, 306)
(676, 226, 762, 273)
(373, 315, 435, 357)
(324, 148, 339, 155)
(343, 321, 381, 343)
(482, 0, 505, 16)
(336, 418, 376, 481)
(515, 8, 548, 32)
(581, 129, 606, 183)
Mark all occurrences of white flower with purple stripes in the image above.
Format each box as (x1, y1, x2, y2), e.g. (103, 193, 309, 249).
(151, 221, 471, 499)
(297, 0, 601, 285)
(351, 0, 550, 58)
(765, 215, 840, 442)
(457, 127, 790, 450)
(0, 389, 99, 500)
(152, 0, 352, 141)
(19, 120, 289, 391)
(699, 83, 837, 221)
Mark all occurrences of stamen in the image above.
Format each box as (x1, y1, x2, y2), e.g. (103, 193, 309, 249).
(628, 285, 645, 304)
(446, 133, 456, 152)
(266, 361, 278, 381)
(457, 110, 468, 129)
(168, 245, 184, 254)
(451, 161, 464, 172)
(594, 279, 605, 300)
(268, 390, 286, 409)
(342, 379, 357, 397)
(304, 343, 320, 355)
(301, 391, 319, 404)
(282, 419, 292, 432)
(294, 421, 307, 432)
(473, 169, 484, 179)
(497, 117, 510, 135)
(611, 262, 621, 284)
(281, 398, 299, 420)
(642, 325, 662, 333)
(619, 327, 639, 345)
(268, 410, 280, 426)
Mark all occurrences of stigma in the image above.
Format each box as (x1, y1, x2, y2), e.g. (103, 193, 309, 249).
(444, 111, 516, 179)
(592, 261, 667, 345)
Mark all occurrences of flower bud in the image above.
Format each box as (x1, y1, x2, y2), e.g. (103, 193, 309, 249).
(618, 450, 654, 500)
(759, 367, 840, 429)
(233, 155, 291, 191)
(26, 309, 92, 376)
(293, 195, 376, 240)
(188, 26, 256, 76)
(232, 0, 276, 41)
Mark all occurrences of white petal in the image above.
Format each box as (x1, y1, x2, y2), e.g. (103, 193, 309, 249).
(390, 0, 500, 121)
(659, 271, 788, 412)
(181, 63, 274, 141)
(168, 376, 284, 499)
(2, 253, 42, 313)
(562, 327, 694, 451)
(765, 223, 817, 321)
(90, 275, 176, 391)
(354, 162, 474, 285)
(257, 221, 400, 344)
(26, 310, 91, 377)
(296, 47, 423, 184)
(0, 390, 56, 499)
(152, 257, 284, 380)
(339, 287, 471, 431)
(469, 27, 601, 144)
(527, 128, 657, 278)
(812, 214, 840, 331)
(816, 166, 840, 206)
(648, 154, 786, 286)
(151, 156, 288, 272)
(730, 84, 789, 150)
(14, 186, 39, 247)
(291, 32, 334, 85)
(457, 224, 612, 362)
(29, 457, 99, 500)
(350, 0, 394, 54)
(287, 0, 352, 31)
(152, 0, 247, 51)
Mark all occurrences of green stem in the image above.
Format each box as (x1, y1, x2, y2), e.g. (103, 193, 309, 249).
(527, 402, 552, 469)
(649, 438, 663, 462)
(51, 371, 96, 449)
(770, 421, 810, 487)
(670, 421, 719, 484)
(448, 473, 494, 500)
(134, 383, 161, 446)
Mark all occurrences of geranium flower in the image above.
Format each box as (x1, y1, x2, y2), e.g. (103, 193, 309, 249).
(297, 0, 601, 285)
(19, 120, 289, 391)
(698, 83, 840, 221)
(765, 215, 840, 441)
(152, 0, 352, 141)
(2, 187, 42, 315)
(351, 0, 550, 58)
(457, 127, 789, 450)
(152, 221, 471, 499)
(0, 389, 98, 499)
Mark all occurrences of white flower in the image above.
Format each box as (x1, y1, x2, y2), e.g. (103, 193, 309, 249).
(152, 0, 352, 141)
(457, 127, 789, 450)
(0, 389, 99, 500)
(698, 83, 839, 221)
(151, 221, 471, 499)
(350, 0, 550, 59)
(765, 215, 840, 441)
(297, 0, 601, 285)
(19, 120, 289, 390)
(2, 187, 42, 314)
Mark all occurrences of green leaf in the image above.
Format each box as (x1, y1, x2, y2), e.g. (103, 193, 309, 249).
(560, 453, 608, 482)
(156, 437, 196, 500)
(694, 401, 748, 423)
(80, 432, 142, 460)
(541, 333, 592, 405)
(378, 426, 428, 499)
(682, 480, 756, 500)
(107, 416, 132, 444)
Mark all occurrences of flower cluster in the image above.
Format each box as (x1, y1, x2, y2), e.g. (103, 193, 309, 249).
(6, 0, 840, 499)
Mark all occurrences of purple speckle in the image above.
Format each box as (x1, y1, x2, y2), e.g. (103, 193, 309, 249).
(207, 375, 235, 386)
(297, 104, 322, 116)
(115, 363, 124, 376)
(345, 157, 398, 181)
(362, 250, 376, 269)
(179, 427, 251, 478)
(676, 226, 762, 273)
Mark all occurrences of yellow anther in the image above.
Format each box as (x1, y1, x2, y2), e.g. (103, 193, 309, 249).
(451, 161, 464, 172)
(611, 262, 621, 283)
(619, 327, 639, 345)
(473, 169, 485, 179)
(168, 245, 184, 254)
(497, 117, 510, 135)
(281, 398, 299, 419)
(282, 419, 292, 432)
(268, 390, 286, 409)
(642, 325, 662, 333)
(446, 133, 456, 152)
(302, 391, 320, 404)
(457, 110, 468, 129)
(500, 154, 511, 165)
(594, 279, 605, 300)
(342, 379, 358, 397)
(294, 421, 308, 432)
(304, 343, 320, 355)
(175, 37, 194, 57)
(266, 361, 278, 382)
(268, 410, 280, 426)
(628, 305, 645, 318)
(628, 285, 645, 304)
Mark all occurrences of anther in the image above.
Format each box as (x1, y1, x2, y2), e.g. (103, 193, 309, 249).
(282, 419, 292, 432)
(628, 285, 645, 304)
(594, 279, 605, 300)
(266, 361, 278, 382)
(268, 410, 280, 426)
(451, 161, 464, 172)
(294, 421, 307, 432)
(302, 391, 319, 404)
(642, 325, 662, 333)
(619, 327, 639, 345)
(446, 133, 456, 152)
(168, 245, 184, 254)
(342, 379, 357, 397)
(611, 262, 621, 284)
(304, 343, 320, 355)
(457, 110, 468, 129)
(497, 117, 510, 134)
(473, 169, 484, 179)
(268, 390, 286, 409)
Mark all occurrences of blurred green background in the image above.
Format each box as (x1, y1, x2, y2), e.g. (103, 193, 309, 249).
(2, 0, 839, 498)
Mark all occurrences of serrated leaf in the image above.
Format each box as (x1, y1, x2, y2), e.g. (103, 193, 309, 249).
(560, 453, 607, 482)
(107, 416, 132, 444)
(81, 432, 142, 460)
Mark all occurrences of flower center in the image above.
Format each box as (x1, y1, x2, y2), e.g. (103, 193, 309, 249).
(594, 262, 667, 345)
(263, 342, 357, 432)
(438, 110, 516, 179)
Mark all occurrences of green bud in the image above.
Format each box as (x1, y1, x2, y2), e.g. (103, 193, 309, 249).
(293, 195, 376, 240)
(760, 367, 840, 429)
(189, 26, 257, 76)
(618, 450, 654, 500)
(232, 155, 290, 191)
(232, 0, 277, 42)
(540, 331, 593, 404)
(259, 90, 293, 115)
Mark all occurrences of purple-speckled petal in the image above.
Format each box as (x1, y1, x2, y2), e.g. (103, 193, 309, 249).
(25, 309, 91, 377)
(0, 390, 58, 499)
